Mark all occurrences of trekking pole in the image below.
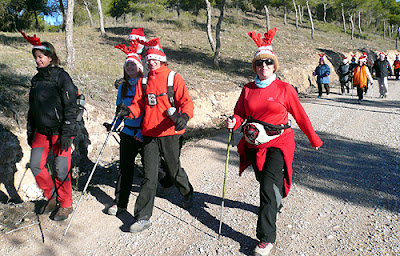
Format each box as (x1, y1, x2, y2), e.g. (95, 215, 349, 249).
(62, 114, 120, 239)
(218, 127, 233, 239)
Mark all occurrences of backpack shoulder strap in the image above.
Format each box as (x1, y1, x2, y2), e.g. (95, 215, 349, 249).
(142, 75, 148, 95)
(167, 71, 176, 107)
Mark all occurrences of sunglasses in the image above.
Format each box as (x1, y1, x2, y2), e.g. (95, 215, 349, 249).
(255, 59, 274, 66)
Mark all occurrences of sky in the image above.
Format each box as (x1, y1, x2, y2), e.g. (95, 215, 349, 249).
(43, 0, 62, 25)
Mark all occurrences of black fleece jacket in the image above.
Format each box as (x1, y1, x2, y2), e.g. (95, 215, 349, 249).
(28, 66, 78, 137)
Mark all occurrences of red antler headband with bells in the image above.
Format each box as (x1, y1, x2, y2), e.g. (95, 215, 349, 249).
(248, 27, 279, 72)
(114, 40, 143, 73)
(19, 30, 50, 51)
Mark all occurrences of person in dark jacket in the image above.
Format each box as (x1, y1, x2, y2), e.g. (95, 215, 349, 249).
(349, 55, 357, 88)
(20, 31, 78, 221)
(393, 54, 400, 80)
(313, 54, 331, 98)
(373, 52, 393, 98)
(337, 56, 350, 94)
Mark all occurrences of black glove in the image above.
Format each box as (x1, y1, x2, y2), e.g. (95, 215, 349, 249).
(27, 131, 34, 147)
(116, 103, 132, 119)
(175, 113, 189, 131)
(60, 135, 72, 152)
(103, 122, 112, 132)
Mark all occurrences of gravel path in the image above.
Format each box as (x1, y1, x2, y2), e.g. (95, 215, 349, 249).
(1, 79, 400, 256)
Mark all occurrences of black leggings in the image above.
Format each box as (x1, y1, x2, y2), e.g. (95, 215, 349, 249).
(318, 83, 330, 96)
(246, 147, 285, 243)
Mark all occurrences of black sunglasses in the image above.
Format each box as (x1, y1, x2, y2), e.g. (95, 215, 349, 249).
(255, 59, 274, 66)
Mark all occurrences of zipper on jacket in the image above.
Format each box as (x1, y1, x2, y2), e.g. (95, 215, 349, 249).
(54, 107, 61, 122)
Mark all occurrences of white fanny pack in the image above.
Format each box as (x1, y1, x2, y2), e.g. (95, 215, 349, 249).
(242, 117, 291, 145)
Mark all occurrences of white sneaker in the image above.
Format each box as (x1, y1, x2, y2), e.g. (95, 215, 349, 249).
(130, 219, 151, 233)
(107, 204, 126, 216)
(254, 242, 274, 256)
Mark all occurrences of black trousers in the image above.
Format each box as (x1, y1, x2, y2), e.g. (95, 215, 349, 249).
(357, 86, 367, 100)
(340, 81, 349, 94)
(134, 135, 192, 220)
(114, 132, 143, 209)
(246, 147, 285, 243)
(318, 83, 330, 96)
(395, 68, 399, 80)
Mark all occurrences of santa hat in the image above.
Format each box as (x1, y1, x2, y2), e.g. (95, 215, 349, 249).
(248, 27, 279, 73)
(19, 30, 50, 51)
(379, 52, 386, 56)
(114, 40, 143, 73)
(351, 54, 356, 62)
(129, 27, 146, 42)
(359, 55, 367, 64)
(342, 56, 348, 64)
(396, 54, 399, 60)
(137, 38, 167, 62)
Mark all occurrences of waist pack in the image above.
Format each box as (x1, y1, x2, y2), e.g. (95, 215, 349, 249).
(242, 116, 291, 145)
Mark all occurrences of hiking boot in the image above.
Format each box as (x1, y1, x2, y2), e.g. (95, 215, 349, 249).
(254, 242, 274, 256)
(182, 192, 194, 209)
(39, 198, 57, 215)
(107, 204, 126, 216)
(129, 219, 151, 233)
(53, 206, 73, 221)
(157, 186, 172, 197)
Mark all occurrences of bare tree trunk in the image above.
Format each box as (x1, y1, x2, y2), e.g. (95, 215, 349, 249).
(384, 20, 386, 39)
(293, 0, 298, 30)
(283, 6, 287, 25)
(306, 0, 314, 39)
(34, 10, 39, 31)
(389, 23, 392, 38)
(323, 3, 327, 23)
(96, 0, 106, 36)
(358, 11, 362, 35)
(341, 3, 346, 33)
(58, 0, 66, 31)
(205, 0, 215, 52)
(264, 5, 270, 31)
(65, 0, 75, 69)
(213, 0, 226, 68)
(83, 0, 93, 28)
(299, 5, 303, 24)
(350, 14, 354, 40)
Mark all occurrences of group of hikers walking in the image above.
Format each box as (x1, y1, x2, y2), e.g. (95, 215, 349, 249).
(313, 51, 397, 103)
(19, 26, 334, 256)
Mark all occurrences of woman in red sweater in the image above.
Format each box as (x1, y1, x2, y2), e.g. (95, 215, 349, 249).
(224, 28, 323, 256)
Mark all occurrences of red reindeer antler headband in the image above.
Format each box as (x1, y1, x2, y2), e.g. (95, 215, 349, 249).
(248, 27, 277, 47)
(114, 40, 143, 72)
(19, 30, 49, 51)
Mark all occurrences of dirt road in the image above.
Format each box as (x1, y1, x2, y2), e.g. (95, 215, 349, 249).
(1, 79, 400, 256)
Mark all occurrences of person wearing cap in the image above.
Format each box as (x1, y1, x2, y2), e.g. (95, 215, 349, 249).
(313, 54, 331, 98)
(393, 54, 400, 80)
(373, 52, 392, 98)
(224, 28, 323, 256)
(20, 31, 78, 221)
(337, 56, 350, 95)
(103, 41, 146, 216)
(354, 56, 374, 103)
(118, 37, 194, 233)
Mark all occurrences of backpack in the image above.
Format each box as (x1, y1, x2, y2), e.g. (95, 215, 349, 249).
(53, 67, 85, 122)
(141, 71, 176, 107)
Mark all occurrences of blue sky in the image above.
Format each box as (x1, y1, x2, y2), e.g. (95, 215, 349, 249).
(43, 0, 62, 25)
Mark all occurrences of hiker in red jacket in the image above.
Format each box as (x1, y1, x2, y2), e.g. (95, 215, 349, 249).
(118, 38, 194, 233)
(21, 31, 78, 221)
(224, 28, 323, 256)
